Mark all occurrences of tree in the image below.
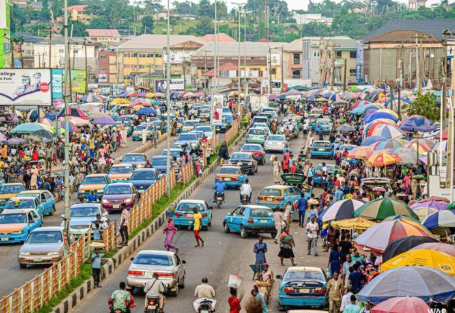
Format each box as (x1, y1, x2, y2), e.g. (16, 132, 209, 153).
(90, 17, 110, 29)
(195, 17, 213, 36)
(407, 93, 440, 121)
(198, 0, 212, 17)
(141, 16, 154, 34)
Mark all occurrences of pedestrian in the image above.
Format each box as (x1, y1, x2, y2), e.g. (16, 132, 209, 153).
(348, 263, 365, 294)
(153, 128, 158, 148)
(329, 244, 342, 278)
(251, 287, 268, 313)
(306, 215, 319, 256)
(119, 204, 129, 246)
(30, 165, 38, 189)
(272, 208, 284, 244)
(343, 295, 361, 313)
(307, 163, 314, 186)
(327, 272, 344, 313)
(253, 236, 267, 265)
(342, 254, 355, 287)
(142, 128, 147, 144)
(228, 287, 241, 313)
(327, 224, 340, 251)
(163, 217, 178, 252)
(91, 247, 105, 288)
(296, 195, 308, 227)
(278, 226, 297, 266)
(340, 286, 356, 312)
(192, 207, 205, 247)
(272, 155, 281, 184)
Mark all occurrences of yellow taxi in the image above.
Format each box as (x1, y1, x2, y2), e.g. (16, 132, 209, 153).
(214, 165, 247, 189)
(108, 164, 134, 183)
(77, 174, 111, 202)
(0, 183, 26, 211)
(257, 185, 303, 209)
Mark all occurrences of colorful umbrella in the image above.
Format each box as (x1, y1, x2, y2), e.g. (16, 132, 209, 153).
(81, 94, 102, 103)
(92, 116, 116, 125)
(355, 219, 432, 252)
(381, 236, 438, 262)
(375, 138, 408, 151)
(416, 196, 450, 204)
(400, 115, 437, 132)
(412, 207, 439, 221)
(330, 217, 377, 230)
(422, 210, 455, 229)
(6, 138, 27, 145)
(411, 242, 455, 257)
(371, 296, 429, 313)
(366, 151, 401, 167)
(449, 202, 455, 210)
(411, 200, 448, 211)
(357, 266, 455, 304)
(370, 124, 406, 139)
(136, 107, 157, 115)
(145, 93, 155, 98)
(354, 198, 418, 221)
(363, 111, 400, 124)
(57, 107, 89, 120)
(435, 128, 448, 140)
(64, 117, 90, 127)
(320, 199, 364, 222)
(361, 136, 388, 146)
(432, 141, 447, 153)
(406, 140, 431, 153)
(365, 120, 397, 136)
(382, 249, 455, 277)
(155, 92, 165, 98)
(348, 146, 374, 160)
(390, 146, 419, 164)
(10, 123, 48, 134)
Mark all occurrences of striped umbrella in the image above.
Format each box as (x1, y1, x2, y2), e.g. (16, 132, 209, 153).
(375, 138, 408, 151)
(381, 236, 438, 262)
(366, 151, 401, 167)
(422, 210, 455, 229)
(412, 207, 439, 221)
(411, 242, 455, 257)
(348, 146, 374, 160)
(321, 199, 364, 222)
(370, 124, 406, 139)
(390, 146, 419, 165)
(361, 136, 388, 146)
(411, 200, 448, 211)
(355, 219, 433, 252)
(354, 198, 418, 221)
(407, 139, 433, 153)
(449, 202, 455, 210)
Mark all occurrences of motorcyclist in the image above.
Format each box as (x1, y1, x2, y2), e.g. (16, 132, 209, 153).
(108, 282, 134, 313)
(240, 178, 252, 203)
(87, 190, 98, 202)
(193, 278, 216, 312)
(143, 273, 166, 312)
(214, 179, 226, 202)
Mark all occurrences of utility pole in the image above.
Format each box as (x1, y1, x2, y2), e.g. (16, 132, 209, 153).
(416, 35, 421, 93)
(280, 46, 284, 93)
(48, 28, 52, 68)
(232, 2, 244, 123)
(9, 37, 14, 68)
(84, 41, 88, 88)
(165, 0, 171, 197)
(213, 0, 218, 94)
(243, 11, 247, 100)
(343, 58, 347, 92)
(267, 47, 271, 94)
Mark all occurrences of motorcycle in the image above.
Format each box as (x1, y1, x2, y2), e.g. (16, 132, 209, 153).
(144, 296, 161, 313)
(198, 300, 215, 313)
(241, 194, 249, 205)
(215, 193, 224, 209)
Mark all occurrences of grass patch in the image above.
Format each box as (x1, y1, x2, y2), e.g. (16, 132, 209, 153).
(105, 248, 119, 259)
(35, 264, 92, 313)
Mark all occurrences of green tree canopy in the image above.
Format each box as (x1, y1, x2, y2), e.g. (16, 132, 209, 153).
(407, 93, 440, 121)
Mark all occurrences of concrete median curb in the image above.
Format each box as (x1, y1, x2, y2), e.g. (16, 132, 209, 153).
(51, 129, 246, 313)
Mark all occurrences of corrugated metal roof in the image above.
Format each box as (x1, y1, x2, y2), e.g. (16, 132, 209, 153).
(284, 36, 356, 52)
(200, 33, 236, 43)
(192, 42, 269, 57)
(86, 29, 120, 37)
(117, 34, 205, 51)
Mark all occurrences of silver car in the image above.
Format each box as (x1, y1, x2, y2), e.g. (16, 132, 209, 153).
(264, 134, 287, 153)
(127, 250, 186, 296)
(18, 227, 65, 269)
(62, 203, 109, 237)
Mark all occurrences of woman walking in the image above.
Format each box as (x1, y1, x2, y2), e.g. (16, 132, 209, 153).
(253, 236, 268, 265)
(328, 244, 341, 278)
(278, 226, 297, 266)
(163, 217, 178, 252)
(272, 155, 281, 184)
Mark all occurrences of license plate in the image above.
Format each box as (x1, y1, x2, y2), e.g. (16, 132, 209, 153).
(113, 205, 120, 209)
(298, 288, 311, 293)
(224, 178, 231, 181)
(186, 214, 194, 218)
(201, 311, 209, 313)
(319, 148, 325, 151)
(272, 142, 278, 145)
(1, 238, 8, 241)
(147, 305, 157, 310)
(138, 190, 144, 193)
(267, 197, 274, 202)
(33, 258, 43, 262)
(261, 219, 268, 223)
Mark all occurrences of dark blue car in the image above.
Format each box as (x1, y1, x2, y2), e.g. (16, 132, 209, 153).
(130, 168, 160, 194)
(151, 156, 168, 174)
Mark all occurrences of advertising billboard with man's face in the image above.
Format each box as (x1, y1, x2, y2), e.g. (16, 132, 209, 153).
(0, 69, 52, 105)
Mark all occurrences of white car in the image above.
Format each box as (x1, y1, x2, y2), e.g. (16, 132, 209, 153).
(264, 134, 287, 153)
(194, 125, 214, 139)
(62, 203, 109, 237)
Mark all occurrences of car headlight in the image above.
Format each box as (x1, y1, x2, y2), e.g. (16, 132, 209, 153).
(102, 199, 109, 204)
(97, 189, 104, 193)
(124, 198, 132, 203)
(136, 164, 144, 168)
(19, 252, 30, 256)
(48, 252, 60, 256)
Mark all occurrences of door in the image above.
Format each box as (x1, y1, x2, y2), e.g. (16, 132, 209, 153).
(41, 193, 51, 214)
(227, 207, 242, 231)
(174, 254, 185, 282)
(231, 207, 245, 232)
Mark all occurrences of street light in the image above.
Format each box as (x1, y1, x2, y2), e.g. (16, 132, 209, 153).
(165, 0, 171, 197)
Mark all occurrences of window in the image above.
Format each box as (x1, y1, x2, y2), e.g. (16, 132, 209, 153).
(271, 68, 276, 75)
(350, 51, 357, 59)
(336, 51, 342, 58)
(349, 69, 356, 76)
(155, 54, 162, 58)
(292, 69, 301, 79)
(100, 55, 107, 59)
(313, 51, 319, 58)
(100, 67, 106, 71)
(123, 53, 130, 58)
(293, 53, 300, 65)
(131, 53, 137, 58)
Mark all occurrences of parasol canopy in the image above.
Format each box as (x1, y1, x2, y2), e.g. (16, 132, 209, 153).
(375, 138, 408, 151)
(411, 200, 448, 211)
(10, 123, 48, 134)
(381, 236, 438, 263)
(361, 136, 388, 146)
(6, 138, 27, 145)
(366, 151, 401, 167)
(320, 199, 364, 222)
(92, 116, 116, 126)
(389, 146, 419, 164)
(412, 207, 439, 221)
(422, 210, 455, 229)
(354, 198, 418, 221)
(347, 146, 374, 160)
(400, 115, 437, 132)
(330, 217, 377, 230)
(410, 242, 455, 257)
(371, 296, 429, 313)
(370, 124, 406, 139)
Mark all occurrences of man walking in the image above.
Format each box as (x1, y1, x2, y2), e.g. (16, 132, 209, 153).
(91, 247, 105, 288)
(119, 204, 129, 246)
(272, 207, 285, 244)
(153, 128, 158, 148)
(296, 195, 308, 227)
(306, 215, 319, 256)
(192, 208, 205, 247)
(327, 272, 344, 313)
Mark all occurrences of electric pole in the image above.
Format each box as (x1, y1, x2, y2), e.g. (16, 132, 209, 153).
(280, 46, 284, 93)
(343, 58, 347, 92)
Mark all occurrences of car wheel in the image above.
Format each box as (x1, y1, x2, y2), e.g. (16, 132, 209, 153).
(255, 166, 258, 173)
(250, 170, 255, 176)
(49, 205, 56, 216)
(224, 222, 230, 233)
(19, 263, 26, 269)
(240, 226, 248, 238)
(178, 275, 185, 289)
(278, 304, 287, 312)
(271, 231, 277, 239)
(208, 220, 212, 227)
(169, 285, 179, 297)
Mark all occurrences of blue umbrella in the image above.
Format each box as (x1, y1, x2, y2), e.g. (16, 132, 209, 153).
(92, 116, 116, 125)
(307, 96, 316, 102)
(422, 210, 455, 229)
(400, 115, 437, 132)
(81, 94, 102, 103)
(10, 123, 47, 134)
(45, 112, 56, 121)
(357, 266, 455, 304)
(136, 107, 157, 115)
(363, 111, 399, 124)
(6, 138, 28, 145)
(321, 92, 334, 98)
(361, 136, 388, 146)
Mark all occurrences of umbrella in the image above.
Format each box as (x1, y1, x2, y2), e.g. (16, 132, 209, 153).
(416, 196, 450, 204)
(411, 242, 455, 257)
(332, 100, 348, 106)
(154, 92, 165, 98)
(432, 141, 447, 153)
(389, 146, 419, 164)
(285, 89, 301, 96)
(10, 123, 47, 134)
(330, 217, 377, 230)
(28, 129, 54, 140)
(363, 111, 400, 124)
(338, 125, 356, 133)
(382, 249, 455, 276)
(371, 296, 429, 313)
(92, 116, 116, 126)
(422, 210, 455, 229)
(136, 107, 157, 115)
(269, 94, 278, 100)
(357, 266, 455, 304)
(370, 124, 406, 139)
(449, 202, 455, 210)
(81, 94, 102, 103)
(129, 92, 138, 97)
(361, 136, 388, 146)
(87, 111, 111, 120)
(366, 151, 401, 167)
(354, 198, 418, 221)
(66, 117, 90, 127)
(355, 219, 432, 252)
(137, 92, 146, 97)
(366, 120, 397, 136)
(400, 115, 437, 132)
(411, 200, 448, 211)
(57, 108, 89, 120)
(381, 236, 438, 263)
(0, 133, 6, 143)
(412, 207, 439, 221)
(348, 146, 374, 160)
(320, 199, 364, 222)
(435, 128, 448, 140)
(375, 139, 408, 151)
(145, 93, 155, 98)
(406, 139, 431, 153)
(6, 137, 27, 145)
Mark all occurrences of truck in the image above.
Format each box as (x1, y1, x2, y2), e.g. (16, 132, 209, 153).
(249, 95, 269, 116)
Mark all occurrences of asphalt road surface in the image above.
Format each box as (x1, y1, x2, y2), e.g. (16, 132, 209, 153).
(71, 130, 335, 313)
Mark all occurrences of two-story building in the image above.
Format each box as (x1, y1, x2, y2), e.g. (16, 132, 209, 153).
(86, 29, 121, 45)
(67, 5, 96, 25)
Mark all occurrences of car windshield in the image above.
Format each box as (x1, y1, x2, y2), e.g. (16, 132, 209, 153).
(242, 145, 261, 151)
(123, 154, 146, 162)
(152, 158, 167, 166)
(249, 129, 264, 135)
(26, 231, 63, 244)
(0, 213, 27, 224)
(70, 206, 100, 217)
(250, 209, 273, 218)
(259, 188, 282, 196)
(131, 171, 156, 180)
(254, 117, 267, 122)
(135, 126, 146, 131)
(231, 153, 250, 160)
(268, 136, 283, 141)
(176, 203, 204, 212)
(0, 185, 25, 194)
(283, 270, 325, 283)
(133, 254, 173, 266)
(184, 121, 198, 126)
(196, 127, 211, 132)
(162, 150, 182, 157)
(5, 200, 35, 209)
(218, 168, 239, 175)
(178, 134, 197, 141)
(308, 114, 319, 119)
(110, 166, 133, 174)
(313, 142, 331, 148)
(319, 120, 330, 125)
(223, 116, 233, 123)
(199, 109, 210, 114)
(17, 193, 39, 198)
(83, 177, 106, 184)
(105, 186, 132, 195)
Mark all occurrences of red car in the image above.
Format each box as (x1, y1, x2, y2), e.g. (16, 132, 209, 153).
(101, 183, 138, 211)
(240, 144, 266, 165)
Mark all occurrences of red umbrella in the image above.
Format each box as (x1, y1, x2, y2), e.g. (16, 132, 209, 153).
(129, 92, 138, 97)
(372, 297, 429, 313)
(435, 128, 448, 140)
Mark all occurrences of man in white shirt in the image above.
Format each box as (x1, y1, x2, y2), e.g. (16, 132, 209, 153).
(240, 179, 253, 203)
(194, 278, 216, 312)
(340, 286, 355, 312)
(143, 273, 166, 310)
(306, 215, 319, 256)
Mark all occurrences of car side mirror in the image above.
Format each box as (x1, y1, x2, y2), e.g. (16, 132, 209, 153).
(182, 260, 186, 264)
(276, 275, 282, 279)
(228, 212, 232, 216)
(61, 214, 66, 219)
(130, 257, 134, 261)
(209, 206, 213, 210)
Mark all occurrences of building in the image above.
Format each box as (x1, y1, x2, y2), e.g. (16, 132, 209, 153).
(153, 10, 178, 20)
(291, 13, 333, 27)
(67, 5, 95, 25)
(86, 29, 121, 44)
(359, 20, 455, 87)
(200, 33, 236, 43)
(408, 0, 427, 10)
(116, 34, 205, 87)
(0, 0, 11, 68)
(97, 49, 118, 84)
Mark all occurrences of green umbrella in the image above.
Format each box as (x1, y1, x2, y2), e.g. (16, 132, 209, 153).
(448, 202, 455, 210)
(10, 123, 47, 134)
(354, 198, 419, 221)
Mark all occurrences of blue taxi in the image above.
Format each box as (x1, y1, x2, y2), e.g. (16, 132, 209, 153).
(0, 209, 42, 243)
(257, 185, 303, 209)
(171, 200, 212, 230)
(16, 190, 56, 216)
(277, 266, 328, 311)
(4, 197, 46, 217)
(223, 205, 276, 239)
(310, 141, 334, 159)
(215, 165, 247, 189)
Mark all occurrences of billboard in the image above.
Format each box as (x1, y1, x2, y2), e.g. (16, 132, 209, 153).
(70, 69, 87, 94)
(163, 54, 183, 64)
(51, 69, 63, 99)
(0, 0, 7, 29)
(98, 73, 108, 83)
(271, 53, 281, 66)
(0, 69, 52, 106)
(154, 79, 184, 92)
(212, 94, 224, 125)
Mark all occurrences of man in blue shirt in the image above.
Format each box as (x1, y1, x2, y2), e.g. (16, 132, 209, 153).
(334, 186, 344, 201)
(87, 190, 98, 202)
(91, 248, 105, 288)
(214, 180, 226, 202)
(296, 196, 308, 227)
(348, 263, 365, 294)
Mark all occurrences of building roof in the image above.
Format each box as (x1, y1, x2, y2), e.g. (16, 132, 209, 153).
(257, 38, 271, 42)
(204, 62, 238, 77)
(67, 5, 87, 12)
(284, 36, 356, 52)
(86, 29, 120, 37)
(117, 34, 205, 52)
(362, 20, 455, 41)
(200, 33, 236, 43)
(192, 42, 268, 58)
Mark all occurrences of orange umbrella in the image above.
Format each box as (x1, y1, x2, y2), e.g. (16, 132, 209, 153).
(366, 151, 401, 167)
(348, 146, 374, 160)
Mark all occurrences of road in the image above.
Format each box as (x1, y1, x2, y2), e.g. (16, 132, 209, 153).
(71, 130, 336, 313)
(0, 135, 175, 297)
